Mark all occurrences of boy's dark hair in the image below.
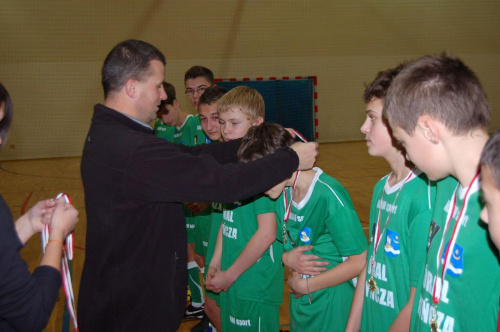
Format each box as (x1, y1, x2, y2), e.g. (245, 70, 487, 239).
(237, 122, 295, 163)
(102, 39, 166, 98)
(184, 66, 215, 85)
(363, 63, 405, 103)
(384, 53, 491, 135)
(0, 83, 13, 147)
(198, 86, 228, 107)
(157, 82, 176, 116)
(481, 131, 500, 189)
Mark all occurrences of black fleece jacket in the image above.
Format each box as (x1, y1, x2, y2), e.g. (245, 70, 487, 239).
(78, 104, 299, 332)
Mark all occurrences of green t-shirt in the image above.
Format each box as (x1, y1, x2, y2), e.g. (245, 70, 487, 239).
(275, 168, 367, 332)
(221, 195, 284, 306)
(361, 170, 434, 332)
(164, 114, 209, 146)
(153, 120, 171, 140)
(412, 175, 500, 332)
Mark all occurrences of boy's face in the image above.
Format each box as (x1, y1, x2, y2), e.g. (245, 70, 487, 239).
(390, 123, 445, 180)
(480, 166, 500, 249)
(198, 102, 221, 141)
(219, 107, 263, 141)
(360, 98, 394, 158)
(159, 103, 179, 126)
(185, 77, 212, 108)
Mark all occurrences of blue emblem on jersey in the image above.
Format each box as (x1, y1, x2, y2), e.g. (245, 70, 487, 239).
(204, 137, 212, 144)
(233, 201, 242, 207)
(441, 241, 464, 277)
(299, 227, 312, 245)
(384, 229, 400, 257)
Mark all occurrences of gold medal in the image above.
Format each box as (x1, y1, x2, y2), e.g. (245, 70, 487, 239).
(368, 276, 377, 293)
(430, 317, 439, 332)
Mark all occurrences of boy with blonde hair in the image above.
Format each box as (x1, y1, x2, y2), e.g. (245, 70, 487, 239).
(206, 86, 283, 331)
(383, 53, 500, 332)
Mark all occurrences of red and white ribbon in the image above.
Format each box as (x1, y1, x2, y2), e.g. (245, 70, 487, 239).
(41, 193, 78, 331)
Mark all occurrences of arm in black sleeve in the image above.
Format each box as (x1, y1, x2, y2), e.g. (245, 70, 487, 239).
(125, 138, 299, 204)
(0, 203, 62, 332)
(176, 139, 242, 165)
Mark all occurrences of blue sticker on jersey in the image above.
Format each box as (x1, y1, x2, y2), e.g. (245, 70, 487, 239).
(384, 229, 401, 257)
(300, 227, 312, 245)
(442, 241, 464, 277)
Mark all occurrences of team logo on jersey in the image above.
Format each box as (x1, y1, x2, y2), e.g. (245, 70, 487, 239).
(204, 137, 212, 144)
(384, 229, 400, 257)
(427, 220, 441, 251)
(441, 241, 464, 277)
(299, 227, 312, 245)
(232, 201, 242, 207)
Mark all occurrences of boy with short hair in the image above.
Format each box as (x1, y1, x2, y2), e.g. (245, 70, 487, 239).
(185, 66, 215, 109)
(194, 85, 228, 332)
(383, 53, 500, 332)
(206, 86, 283, 331)
(346, 65, 435, 332)
(155, 81, 209, 320)
(480, 130, 500, 250)
(237, 122, 367, 332)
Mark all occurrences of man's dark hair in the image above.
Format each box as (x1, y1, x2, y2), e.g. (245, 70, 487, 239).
(238, 122, 295, 163)
(363, 63, 405, 103)
(198, 86, 228, 107)
(184, 66, 214, 85)
(102, 39, 166, 98)
(0, 83, 13, 147)
(481, 130, 500, 189)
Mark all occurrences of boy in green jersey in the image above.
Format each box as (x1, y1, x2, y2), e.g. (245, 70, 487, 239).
(194, 86, 227, 332)
(238, 122, 367, 332)
(346, 65, 435, 332)
(480, 130, 500, 250)
(206, 86, 285, 331)
(155, 81, 209, 320)
(384, 53, 499, 332)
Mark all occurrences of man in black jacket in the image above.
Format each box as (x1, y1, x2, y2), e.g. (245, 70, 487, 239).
(78, 39, 318, 332)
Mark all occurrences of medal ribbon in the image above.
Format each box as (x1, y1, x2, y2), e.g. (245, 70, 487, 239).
(431, 172, 479, 305)
(41, 193, 79, 331)
(283, 171, 301, 224)
(371, 170, 414, 268)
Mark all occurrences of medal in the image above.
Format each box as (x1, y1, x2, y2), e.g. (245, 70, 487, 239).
(430, 318, 439, 332)
(369, 171, 414, 294)
(368, 276, 377, 293)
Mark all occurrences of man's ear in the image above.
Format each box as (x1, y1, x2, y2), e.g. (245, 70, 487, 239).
(125, 79, 137, 98)
(417, 115, 439, 144)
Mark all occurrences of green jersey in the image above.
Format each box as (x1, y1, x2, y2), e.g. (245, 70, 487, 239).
(165, 114, 209, 146)
(413, 176, 500, 332)
(276, 168, 367, 332)
(221, 195, 284, 305)
(153, 120, 171, 141)
(361, 170, 434, 332)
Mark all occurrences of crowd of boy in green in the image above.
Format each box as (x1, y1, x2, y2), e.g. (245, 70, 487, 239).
(153, 51, 500, 332)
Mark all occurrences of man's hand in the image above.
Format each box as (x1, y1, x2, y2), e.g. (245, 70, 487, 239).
(290, 142, 319, 170)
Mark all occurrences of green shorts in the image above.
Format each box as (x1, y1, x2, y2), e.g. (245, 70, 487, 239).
(220, 292, 280, 331)
(194, 213, 212, 257)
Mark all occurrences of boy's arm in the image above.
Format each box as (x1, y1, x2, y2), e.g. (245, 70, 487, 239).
(210, 212, 277, 291)
(387, 286, 416, 332)
(288, 250, 367, 296)
(282, 245, 328, 276)
(206, 224, 223, 293)
(345, 262, 367, 332)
